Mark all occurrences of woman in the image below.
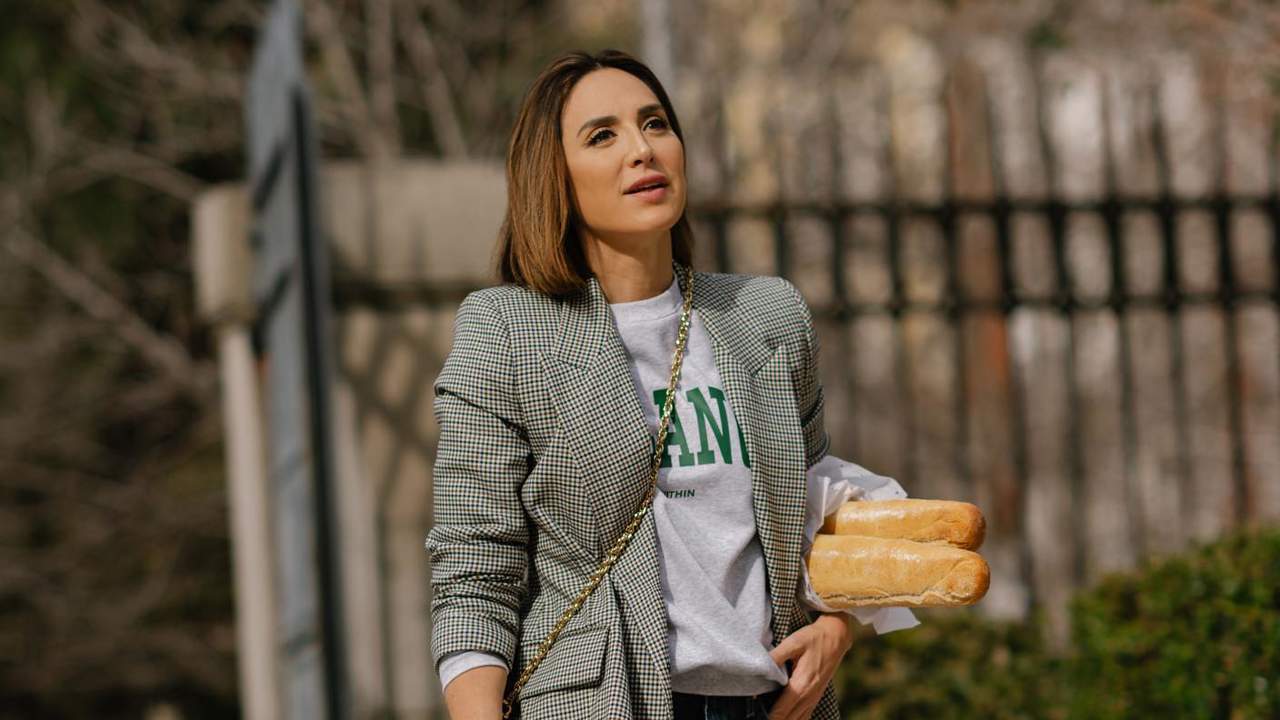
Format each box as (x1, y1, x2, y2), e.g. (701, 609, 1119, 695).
(425, 49, 919, 720)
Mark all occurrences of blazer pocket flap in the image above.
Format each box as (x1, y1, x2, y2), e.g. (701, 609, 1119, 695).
(518, 624, 610, 700)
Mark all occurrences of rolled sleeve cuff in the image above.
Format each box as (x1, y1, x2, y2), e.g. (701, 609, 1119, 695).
(438, 650, 508, 693)
(430, 609, 519, 671)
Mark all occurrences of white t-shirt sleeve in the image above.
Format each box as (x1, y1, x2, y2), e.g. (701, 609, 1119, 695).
(797, 453, 922, 634)
(437, 650, 508, 693)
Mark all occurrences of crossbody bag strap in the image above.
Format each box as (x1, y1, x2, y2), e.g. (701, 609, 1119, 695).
(501, 263, 694, 719)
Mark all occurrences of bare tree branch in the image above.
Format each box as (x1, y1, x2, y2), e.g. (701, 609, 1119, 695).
(23, 79, 71, 180)
(50, 143, 206, 202)
(1, 224, 215, 398)
(69, 0, 244, 102)
(305, 0, 386, 159)
(397, 0, 470, 158)
(367, 0, 402, 155)
(414, 0, 479, 100)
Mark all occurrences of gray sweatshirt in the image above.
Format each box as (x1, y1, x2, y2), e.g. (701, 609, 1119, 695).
(435, 273, 920, 695)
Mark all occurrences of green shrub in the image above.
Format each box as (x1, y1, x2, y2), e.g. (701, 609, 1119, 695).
(1068, 525, 1280, 720)
(832, 525, 1280, 720)
(834, 606, 1069, 719)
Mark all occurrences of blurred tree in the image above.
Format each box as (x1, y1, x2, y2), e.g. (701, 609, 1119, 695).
(0, 0, 633, 715)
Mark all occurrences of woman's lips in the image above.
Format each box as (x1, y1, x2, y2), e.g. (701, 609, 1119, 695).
(626, 184, 669, 202)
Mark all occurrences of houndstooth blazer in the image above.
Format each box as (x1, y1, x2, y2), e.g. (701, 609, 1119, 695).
(425, 260, 840, 720)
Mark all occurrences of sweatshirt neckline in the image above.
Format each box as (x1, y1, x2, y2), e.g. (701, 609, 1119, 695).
(606, 272, 682, 323)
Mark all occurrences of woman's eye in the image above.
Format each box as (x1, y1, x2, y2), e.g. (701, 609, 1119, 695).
(586, 118, 666, 147)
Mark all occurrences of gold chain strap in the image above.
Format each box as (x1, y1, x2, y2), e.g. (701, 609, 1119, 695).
(501, 263, 695, 719)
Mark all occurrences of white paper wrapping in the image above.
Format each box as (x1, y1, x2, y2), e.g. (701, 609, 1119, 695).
(800, 454, 922, 634)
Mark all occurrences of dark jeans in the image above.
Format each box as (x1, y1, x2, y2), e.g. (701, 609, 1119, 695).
(671, 687, 784, 720)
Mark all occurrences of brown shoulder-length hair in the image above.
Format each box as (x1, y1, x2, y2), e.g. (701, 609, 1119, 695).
(494, 49, 695, 298)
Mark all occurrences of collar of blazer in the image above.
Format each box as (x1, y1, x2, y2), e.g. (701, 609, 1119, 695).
(536, 261, 807, 680)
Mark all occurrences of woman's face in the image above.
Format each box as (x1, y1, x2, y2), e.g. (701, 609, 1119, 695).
(560, 68, 686, 246)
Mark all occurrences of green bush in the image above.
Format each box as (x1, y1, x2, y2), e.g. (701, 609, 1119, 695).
(1068, 525, 1280, 720)
(834, 606, 1069, 719)
(832, 525, 1280, 720)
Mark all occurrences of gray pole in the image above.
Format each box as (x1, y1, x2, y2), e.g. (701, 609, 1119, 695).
(246, 1, 349, 717)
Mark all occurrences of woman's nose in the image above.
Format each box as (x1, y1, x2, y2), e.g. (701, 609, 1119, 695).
(627, 133, 655, 166)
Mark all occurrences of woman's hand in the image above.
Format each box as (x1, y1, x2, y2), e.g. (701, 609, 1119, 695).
(766, 612, 854, 720)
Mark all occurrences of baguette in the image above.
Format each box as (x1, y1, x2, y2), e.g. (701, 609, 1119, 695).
(820, 499, 986, 550)
(806, 534, 990, 608)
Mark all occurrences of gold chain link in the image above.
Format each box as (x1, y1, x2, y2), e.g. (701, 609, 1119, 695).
(501, 263, 694, 719)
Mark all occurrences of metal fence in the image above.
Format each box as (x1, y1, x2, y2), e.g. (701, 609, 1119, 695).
(684, 74, 1280, 648)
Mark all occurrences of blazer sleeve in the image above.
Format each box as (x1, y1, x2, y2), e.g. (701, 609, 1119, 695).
(425, 290, 533, 673)
(780, 277, 831, 470)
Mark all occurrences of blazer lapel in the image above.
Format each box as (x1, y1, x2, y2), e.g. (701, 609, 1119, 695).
(695, 276, 805, 647)
(538, 270, 671, 679)
(539, 273, 655, 560)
